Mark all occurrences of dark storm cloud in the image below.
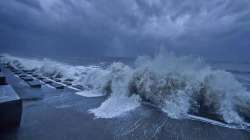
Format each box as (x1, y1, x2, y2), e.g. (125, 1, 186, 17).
(0, 0, 250, 60)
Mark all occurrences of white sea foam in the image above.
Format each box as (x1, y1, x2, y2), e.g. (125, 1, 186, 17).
(89, 94, 140, 118)
(1, 53, 250, 126)
(75, 90, 104, 97)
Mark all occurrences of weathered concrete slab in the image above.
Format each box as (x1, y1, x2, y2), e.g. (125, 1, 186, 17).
(0, 85, 22, 130)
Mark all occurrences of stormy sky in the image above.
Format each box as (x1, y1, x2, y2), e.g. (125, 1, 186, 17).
(0, 0, 250, 60)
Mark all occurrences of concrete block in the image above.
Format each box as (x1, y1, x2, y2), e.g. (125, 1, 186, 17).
(18, 74, 28, 78)
(42, 79, 53, 84)
(64, 78, 74, 82)
(22, 69, 34, 73)
(21, 76, 34, 82)
(37, 76, 46, 80)
(50, 82, 64, 89)
(26, 80, 42, 88)
(32, 73, 40, 77)
(26, 71, 34, 75)
(0, 85, 22, 129)
(54, 78, 61, 82)
(63, 81, 72, 86)
(14, 71, 22, 75)
(72, 85, 85, 90)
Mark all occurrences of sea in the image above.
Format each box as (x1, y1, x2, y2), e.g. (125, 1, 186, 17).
(1, 52, 250, 131)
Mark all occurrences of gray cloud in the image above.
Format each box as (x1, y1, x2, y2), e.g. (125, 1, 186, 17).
(14, 0, 42, 10)
(0, 0, 250, 60)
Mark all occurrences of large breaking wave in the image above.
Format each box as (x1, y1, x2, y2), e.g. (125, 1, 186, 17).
(1, 53, 250, 127)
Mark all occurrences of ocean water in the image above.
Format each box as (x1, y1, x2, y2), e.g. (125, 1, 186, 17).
(1, 53, 250, 130)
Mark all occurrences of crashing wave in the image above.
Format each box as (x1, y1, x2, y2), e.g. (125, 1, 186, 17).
(1, 53, 250, 126)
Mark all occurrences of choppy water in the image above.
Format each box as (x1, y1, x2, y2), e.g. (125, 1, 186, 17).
(1, 53, 250, 130)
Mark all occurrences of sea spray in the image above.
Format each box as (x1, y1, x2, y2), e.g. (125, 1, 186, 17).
(90, 62, 141, 118)
(1, 53, 250, 126)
